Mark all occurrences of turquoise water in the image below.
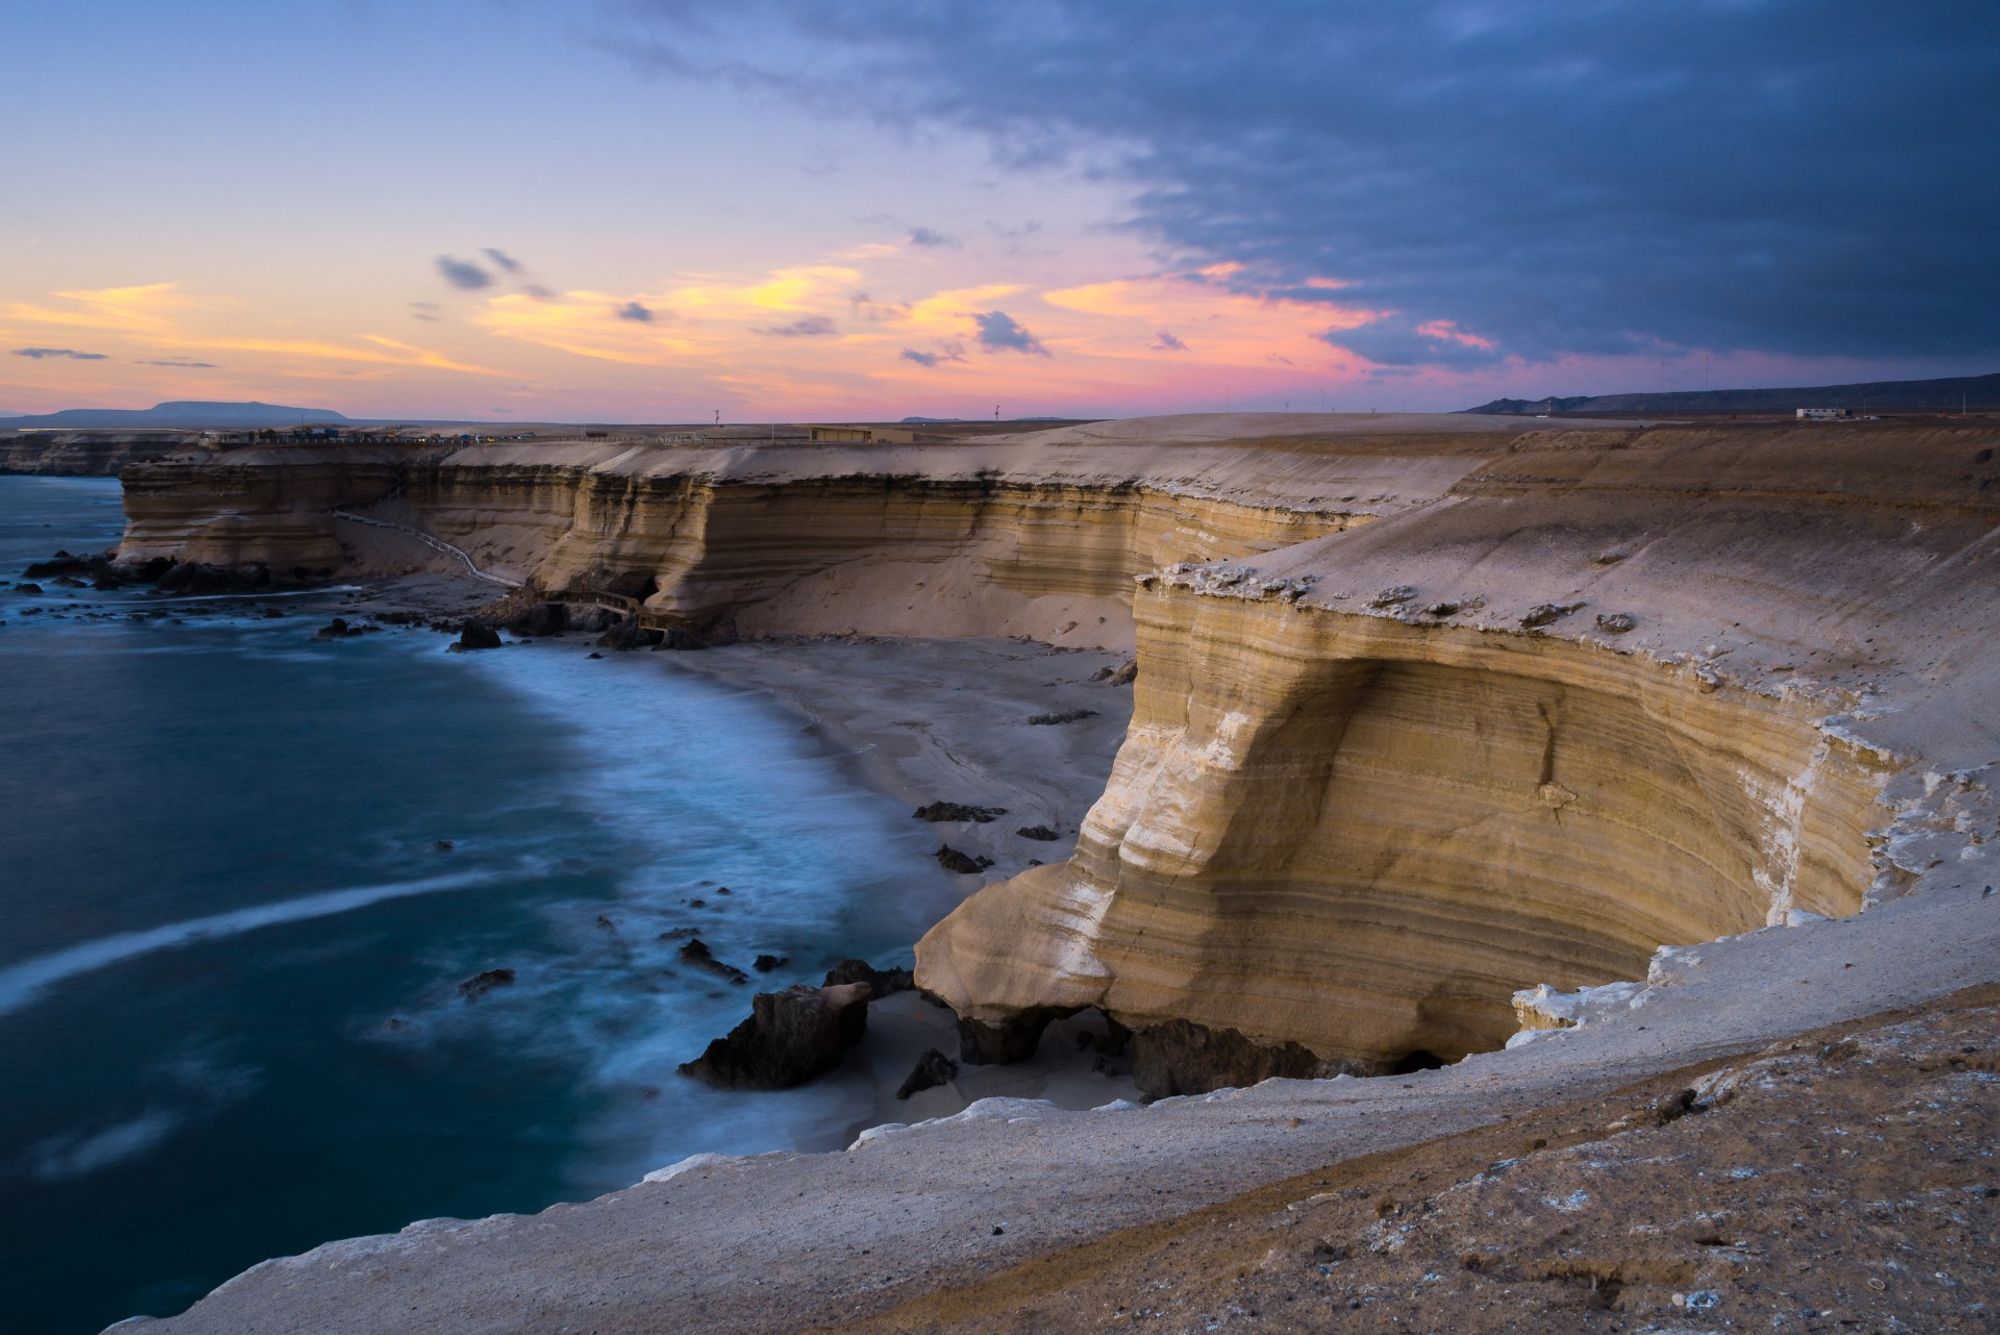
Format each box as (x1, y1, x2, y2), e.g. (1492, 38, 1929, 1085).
(0, 477, 951, 1332)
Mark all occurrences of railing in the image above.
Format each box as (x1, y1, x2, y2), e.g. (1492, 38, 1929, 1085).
(331, 509, 522, 589)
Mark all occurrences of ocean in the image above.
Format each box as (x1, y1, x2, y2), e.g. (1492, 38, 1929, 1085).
(0, 476, 953, 1331)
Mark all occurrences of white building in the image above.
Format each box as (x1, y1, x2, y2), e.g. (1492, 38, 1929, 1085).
(1797, 407, 1853, 420)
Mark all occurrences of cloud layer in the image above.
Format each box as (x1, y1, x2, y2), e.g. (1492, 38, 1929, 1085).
(618, 1, 2000, 369)
(12, 347, 107, 360)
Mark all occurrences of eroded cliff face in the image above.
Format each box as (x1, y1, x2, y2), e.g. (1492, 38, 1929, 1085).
(0, 431, 207, 477)
(916, 422, 2000, 1084)
(117, 430, 1459, 647)
(111, 416, 2000, 1092)
(915, 592, 1890, 1073)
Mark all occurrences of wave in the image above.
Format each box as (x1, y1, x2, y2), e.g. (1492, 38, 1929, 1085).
(0, 865, 529, 1019)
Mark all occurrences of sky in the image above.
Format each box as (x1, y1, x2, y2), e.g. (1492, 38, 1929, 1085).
(2, 0, 1996, 421)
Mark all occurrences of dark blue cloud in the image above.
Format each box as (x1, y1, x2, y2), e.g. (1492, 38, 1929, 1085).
(137, 358, 218, 368)
(756, 315, 838, 337)
(615, 300, 658, 323)
(12, 347, 106, 360)
(435, 256, 492, 290)
(1327, 321, 1502, 370)
(482, 248, 525, 274)
(906, 226, 956, 248)
(1151, 330, 1187, 352)
(614, 1, 2000, 368)
(973, 309, 1048, 356)
(901, 341, 966, 367)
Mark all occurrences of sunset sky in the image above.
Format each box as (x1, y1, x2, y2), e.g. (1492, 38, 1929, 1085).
(4, 2, 1995, 422)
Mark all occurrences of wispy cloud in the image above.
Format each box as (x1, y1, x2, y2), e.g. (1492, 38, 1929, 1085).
(435, 256, 493, 290)
(482, 247, 525, 275)
(906, 226, 956, 248)
(12, 347, 107, 360)
(614, 300, 659, 323)
(1151, 330, 1187, 352)
(137, 358, 218, 368)
(900, 341, 967, 368)
(409, 301, 442, 323)
(756, 315, 838, 337)
(973, 309, 1048, 356)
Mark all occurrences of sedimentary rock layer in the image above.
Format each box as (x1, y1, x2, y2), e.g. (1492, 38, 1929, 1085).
(917, 421, 2000, 1072)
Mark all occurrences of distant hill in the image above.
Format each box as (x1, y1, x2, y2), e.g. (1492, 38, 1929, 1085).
(1464, 371, 2000, 416)
(0, 400, 352, 430)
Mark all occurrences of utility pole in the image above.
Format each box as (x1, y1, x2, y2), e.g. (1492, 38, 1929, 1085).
(714, 409, 720, 427)
(994, 403, 1000, 422)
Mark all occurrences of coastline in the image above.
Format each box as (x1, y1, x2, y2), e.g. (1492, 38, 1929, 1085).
(321, 571, 1146, 1134)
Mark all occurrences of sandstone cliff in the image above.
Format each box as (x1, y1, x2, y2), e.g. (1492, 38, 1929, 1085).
(111, 415, 2000, 1086)
(0, 430, 209, 477)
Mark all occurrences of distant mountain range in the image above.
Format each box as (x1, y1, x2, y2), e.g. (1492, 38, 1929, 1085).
(1464, 371, 2000, 416)
(0, 400, 353, 429)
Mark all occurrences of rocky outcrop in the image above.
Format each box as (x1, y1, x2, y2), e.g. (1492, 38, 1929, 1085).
(677, 982, 873, 1089)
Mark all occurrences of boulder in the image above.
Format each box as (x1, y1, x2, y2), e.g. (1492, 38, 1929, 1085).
(458, 967, 516, 1000)
(678, 937, 749, 985)
(936, 845, 994, 874)
(753, 953, 788, 973)
(1128, 1018, 1343, 1098)
(896, 1048, 959, 1099)
(677, 982, 873, 1089)
(822, 958, 914, 996)
(1521, 601, 1584, 629)
(454, 621, 503, 651)
(913, 801, 1007, 823)
(1108, 658, 1139, 687)
(507, 601, 569, 637)
(1016, 824, 1060, 842)
(1026, 709, 1098, 726)
(597, 617, 663, 651)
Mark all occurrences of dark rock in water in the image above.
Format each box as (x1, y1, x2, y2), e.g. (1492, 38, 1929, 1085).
(753, 953, 788, 973)
(651, 627, 706, 651)
(262, 607, 285, 619)
(936, 844, 994, 874)
(822, 958, 913, 996)
(678, 937, 748, 984)
(587, 651, 603, 660)
(432, 839, 455, 853)
(458, 967, 516, 1000)
(677, 982, 873, 1089)
(913, 801, 1007, 823)
(13, 582, 41, 595)
(507, 601, 569, 637)
(1016, 824, 1060, 842)
(313, 617, 374, 640)
(896, 1048, 959, 1100)
(1108, 658, 1138, 687)
(1090, 665, 1114, 681)
(955, 1007, 1072, 1065)
(1027, 709, 1098, 726)
(687, 898, 706, 909)
(597, 616, 663, 651)
(453, 621, 502, 651)
(1128, 1017, 1348, 1098)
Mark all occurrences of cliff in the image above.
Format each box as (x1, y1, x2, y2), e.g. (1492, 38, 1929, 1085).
(0, 430, 210, 477)
(110, 412, 2000, 1332)
(919, 423, 2000, 1081)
